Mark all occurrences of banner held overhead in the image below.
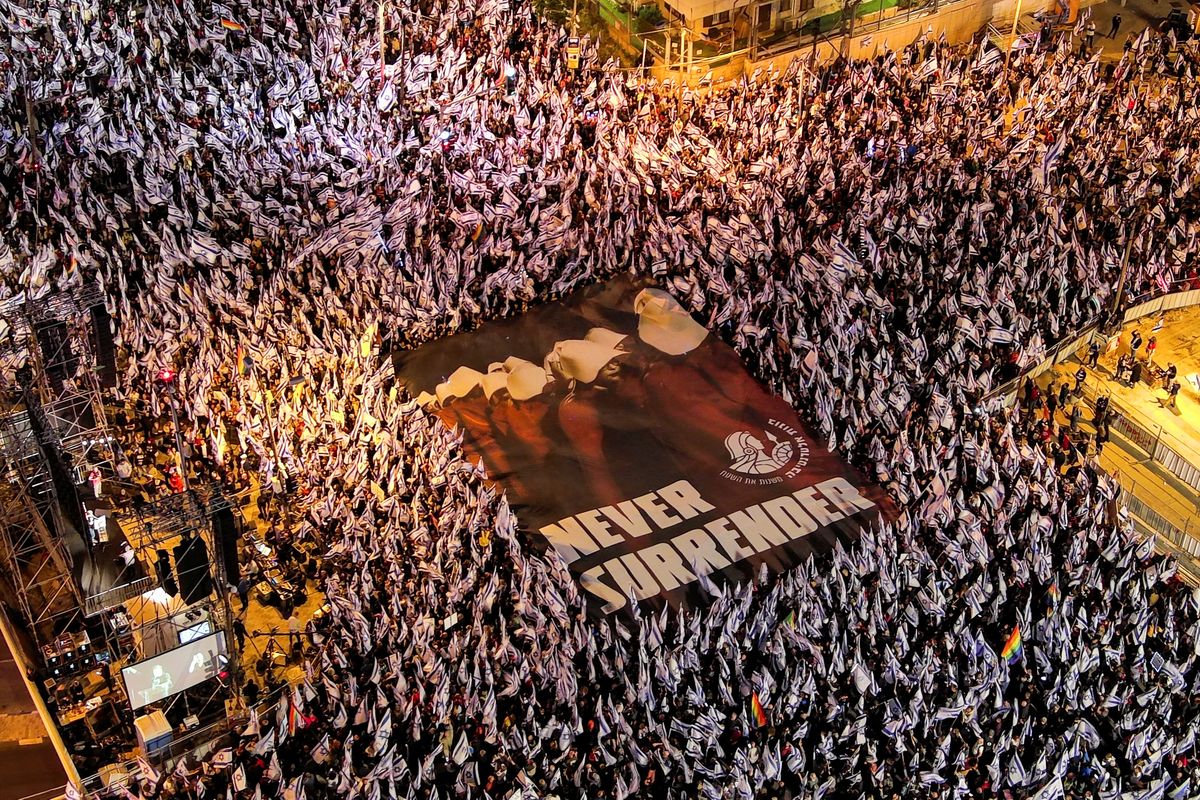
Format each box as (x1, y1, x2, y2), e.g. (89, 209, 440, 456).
(394, 278, 886, 615)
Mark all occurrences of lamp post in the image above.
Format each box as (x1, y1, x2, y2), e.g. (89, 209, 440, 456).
(840, 0, 864, 58)
(1002, 0, 1024, 79)
(379, 0, 386, 80)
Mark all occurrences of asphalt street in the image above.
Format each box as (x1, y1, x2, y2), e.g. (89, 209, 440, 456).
(0, 635, 65, 800)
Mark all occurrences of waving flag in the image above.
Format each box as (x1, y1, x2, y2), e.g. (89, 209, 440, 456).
(1040, 135, 1066, 180)
(1046, 583, 1060, 614)
(236, 343, 251, 376)
(1001, 625, 1023, 664)
(751, 692, 769, 728)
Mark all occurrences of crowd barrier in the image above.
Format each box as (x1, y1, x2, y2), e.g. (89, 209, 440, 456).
(1116, 475, 1200, 586)
(1121, 283, 1200, 326)
(1088, 384, 1200, 496)
(990, 324, 1101, 403)
(988, 283, 1200, 584)
(990, 279, 1200, 405)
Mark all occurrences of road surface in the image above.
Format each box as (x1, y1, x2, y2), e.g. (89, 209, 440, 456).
(0, 634, 66, 800)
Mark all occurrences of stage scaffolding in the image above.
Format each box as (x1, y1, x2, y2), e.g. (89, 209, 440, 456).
(0, 284, 246, 751)
(0, 283, 116, 651)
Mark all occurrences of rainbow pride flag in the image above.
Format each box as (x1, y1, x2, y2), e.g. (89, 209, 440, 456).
(287, 694, 306, 735)
(751, 692, 768, 728)
(1001, 625, 1023, 664)
(220, 19, 245, 32)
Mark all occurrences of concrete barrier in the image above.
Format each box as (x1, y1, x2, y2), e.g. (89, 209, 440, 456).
(752, 0, 1007, 73)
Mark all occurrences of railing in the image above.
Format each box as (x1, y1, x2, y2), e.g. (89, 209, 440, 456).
(1115, 473, 1200, 586)
(1079, 381, 1200, 495)
(1122, 279, 1200, 319)
(991, 281, 1200, 407)
(986, 13, 1038, 52)
(1071, 385, 1200, 582)
(75, 684, 290, 798)
(989, 323, 1100, 402)
(83, 576, 157, 617)
(752, 0, 966, 62)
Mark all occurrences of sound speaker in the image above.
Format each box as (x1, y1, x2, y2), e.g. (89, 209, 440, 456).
(34, 320, 78, 386)
(155, 549, 178, 597)
(173, 534, 213, 605)
(89, 305, 118, 389)
(212, 508, 241, 585)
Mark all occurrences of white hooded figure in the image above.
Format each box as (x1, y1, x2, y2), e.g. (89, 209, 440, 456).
(634, 288, 709, 356)
(724, 430, 793, 475)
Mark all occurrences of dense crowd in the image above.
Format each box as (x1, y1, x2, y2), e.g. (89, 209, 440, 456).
(5, 0, 1200, 795)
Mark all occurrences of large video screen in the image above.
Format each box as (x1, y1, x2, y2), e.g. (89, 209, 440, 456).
(122, 631, 227, 711)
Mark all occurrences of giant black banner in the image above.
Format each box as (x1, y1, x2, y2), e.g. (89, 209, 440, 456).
(394, 278, 885, 614)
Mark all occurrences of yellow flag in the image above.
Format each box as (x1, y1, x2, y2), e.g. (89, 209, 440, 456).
(360, 322, 377, 358)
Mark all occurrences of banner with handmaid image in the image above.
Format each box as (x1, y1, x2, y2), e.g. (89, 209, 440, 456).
(393, 278, 887, 615)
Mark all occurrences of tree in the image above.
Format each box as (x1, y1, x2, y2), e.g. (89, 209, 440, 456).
(638, 3, 666, 28)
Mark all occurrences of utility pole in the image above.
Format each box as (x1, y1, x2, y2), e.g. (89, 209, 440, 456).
(748, 0, 759, 60)
(155, 368, 190, 492)
(840, 0, 864, 57)
(396, 8, 407, 103)
(24, 93, 38, 168)
(378, 0, 386, 80)
(680, 25, 687, 82)
(1111, 224, 1135, 316)
(1002, 0, 1024, 79)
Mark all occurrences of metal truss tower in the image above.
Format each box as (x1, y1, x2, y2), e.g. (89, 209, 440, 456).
(0, 283, 116, 650)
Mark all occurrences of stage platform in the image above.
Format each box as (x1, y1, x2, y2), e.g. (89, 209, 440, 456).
(72, 493, 148, 616)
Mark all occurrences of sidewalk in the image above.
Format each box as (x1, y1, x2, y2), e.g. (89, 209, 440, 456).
(1042, 364, 1200, 583)
(1084, 0, 1177, 58)
(1009, 0, 1176, 62)
(1045, 363, 1199, 522)
(1088, 305, 1200, 460)
(1043, 350, 1200, 578)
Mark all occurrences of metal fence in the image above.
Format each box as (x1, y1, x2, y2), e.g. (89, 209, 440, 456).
(1115, 474, 1200, 587)
(1121, 281, 1200, 322)
(1080, 382, 1200, 496)
(1122, 490, 1200, 555)
(990, 325, 1100, 403)
(1046, 380, 1200, 581)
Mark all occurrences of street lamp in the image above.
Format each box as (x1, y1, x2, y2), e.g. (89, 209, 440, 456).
(840, 0, 864, 57)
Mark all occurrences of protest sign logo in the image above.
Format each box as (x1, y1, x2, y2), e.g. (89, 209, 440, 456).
(721, 420, 810, 485)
